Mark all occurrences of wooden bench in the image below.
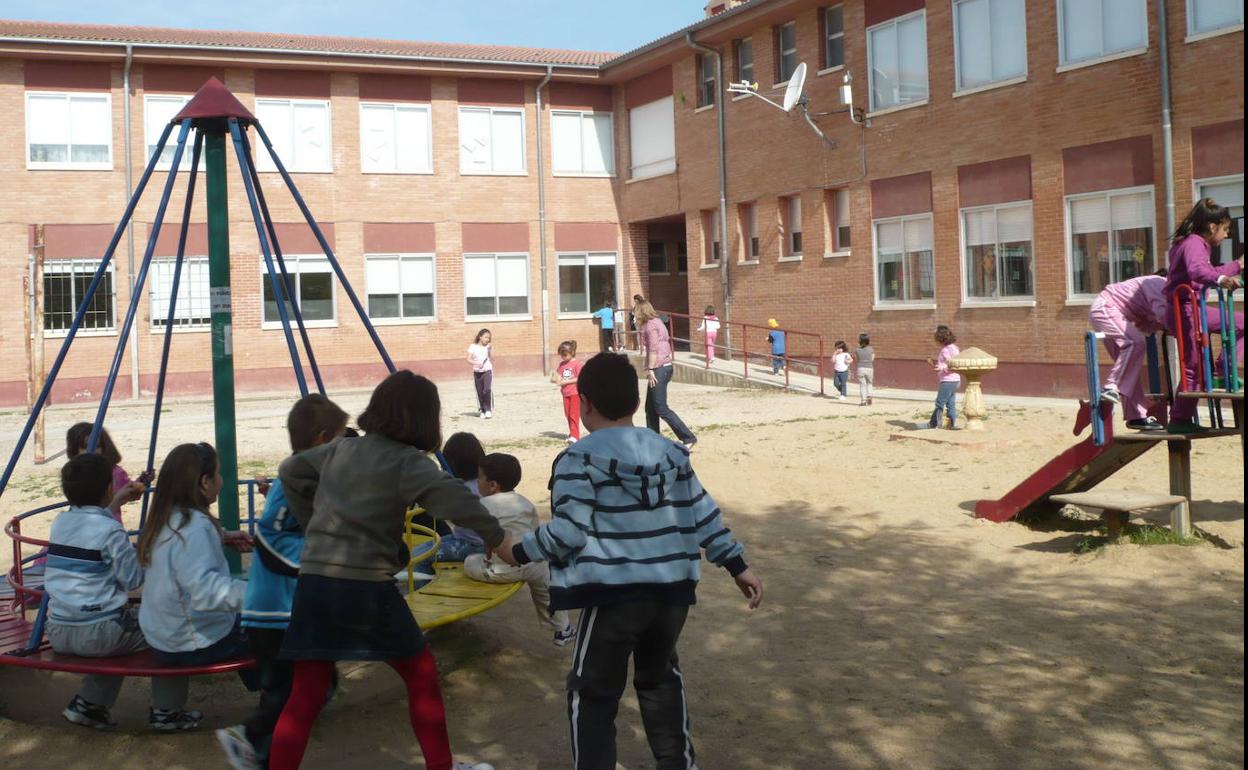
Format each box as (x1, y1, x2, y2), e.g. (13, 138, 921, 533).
(1050, 491, 1191, 539)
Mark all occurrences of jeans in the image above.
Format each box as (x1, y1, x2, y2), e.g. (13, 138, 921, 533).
(436, 533, 485, 562)
(930, 381, 959, 428)
(599, 327, 614, 352)
(834, 370, 849, 396)
(771, 354, 785, 374)
(645, 364, 696, 444)
(152, 620, 259, 708)
(243, 627, 296, 760)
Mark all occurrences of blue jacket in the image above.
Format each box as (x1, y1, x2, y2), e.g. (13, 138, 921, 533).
(242, 479, 304, 629)
(768, 330, 786, 354)
(44, 505, 144, 626)
(593, 306, 615, 329)
(515, 427, 747, 610)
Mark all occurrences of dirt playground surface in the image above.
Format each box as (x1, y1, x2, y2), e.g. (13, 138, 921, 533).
(0, 374, 1243, 769)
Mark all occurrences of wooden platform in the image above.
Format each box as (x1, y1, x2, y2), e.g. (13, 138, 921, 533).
(1051, 491, 1190, 537)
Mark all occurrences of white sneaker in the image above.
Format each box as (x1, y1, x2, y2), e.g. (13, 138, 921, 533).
(554, 624, 577, 647)
(216, 725, 262, 770)
(1100, 389, 1121, 405)
(483, 411, 493, 419)
(566, 436, 577, 444)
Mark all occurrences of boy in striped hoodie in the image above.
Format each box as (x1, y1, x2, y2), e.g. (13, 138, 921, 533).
(496, 352, 763, 770)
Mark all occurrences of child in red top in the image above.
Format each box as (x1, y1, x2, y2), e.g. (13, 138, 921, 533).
(552, 341, 582, 443)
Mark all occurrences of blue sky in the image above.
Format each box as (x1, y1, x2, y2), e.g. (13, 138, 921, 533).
(0, 0, 707, 53)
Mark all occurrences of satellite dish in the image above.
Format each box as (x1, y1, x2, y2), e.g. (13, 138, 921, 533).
(782, 62, 807, 112)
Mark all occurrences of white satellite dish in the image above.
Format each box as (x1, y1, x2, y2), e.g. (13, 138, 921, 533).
(782, 62, 807, 112)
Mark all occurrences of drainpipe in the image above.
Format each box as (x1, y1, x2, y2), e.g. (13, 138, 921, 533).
(685, 33, 732, 351)
(1157, 0, 1176, 241)
(535, 65, 554, 377)
(123, 44, 139, 399)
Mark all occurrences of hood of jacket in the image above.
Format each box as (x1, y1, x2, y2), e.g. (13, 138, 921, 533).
(554, 427, 690, 508)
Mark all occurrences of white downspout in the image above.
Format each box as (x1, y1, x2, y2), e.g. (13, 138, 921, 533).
(123, 43, 139, 399)
(535, 65, 554, 377)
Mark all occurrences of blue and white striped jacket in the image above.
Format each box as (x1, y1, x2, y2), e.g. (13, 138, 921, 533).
(516, 427, 746, 610)
(44, 505, 144, 625)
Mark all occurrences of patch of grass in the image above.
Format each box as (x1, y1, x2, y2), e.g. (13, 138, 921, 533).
(1075, 524, 1208, 554)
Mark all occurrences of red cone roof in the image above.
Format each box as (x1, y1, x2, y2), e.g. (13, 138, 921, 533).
(172, 77, 256, 124)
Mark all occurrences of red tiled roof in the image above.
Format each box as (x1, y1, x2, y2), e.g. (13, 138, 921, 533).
(0, 19, 617, 68)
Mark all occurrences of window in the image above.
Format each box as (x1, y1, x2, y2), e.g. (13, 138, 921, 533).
(868, 11, 929, 111)
(254, 99, 332, 173)
(149, 256, 210, 329)
(459, 107, 526, 175)
(360, 103, 432, 174)
(558, 253, 617, 314)
(734, 38, 755, 84)
(696, 55, 717, 108)
(677, 241, 689, 273)
(145, 95, 191, 168)
(775, 22, 799, 83)
(703, 210, 721, 264)
(825, 188, 851, 253)
(783, 195, 803, 257)
(261, 255, 335, 325)
(962, 203, 1034, 300)
(628, 96, 676, 179)
(26, 92, 112, 169)
(551, 110, 614, 175)
(1066, 188, 1155, 297)
(365, 253, 434, 320)
(647, 241, 669, 274)
(823, 6, 846, 70)
(42, 260, 115, 332)
(1196, 176, 1244, 265)
(739, 202, 760, 261)
(874, 215, 935, 303)
(464, 253, 530, 317)
(1059, 0, 1147, 66)
(954, 0, 1027, 90)
(1188, 0, 1244, 36)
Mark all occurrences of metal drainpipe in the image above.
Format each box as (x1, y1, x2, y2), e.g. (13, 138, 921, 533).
(123, 44, 139, 399)
(685, 33, 732, 350)
(1156, 0, 1177, 241)
(535, 65, 554, 377)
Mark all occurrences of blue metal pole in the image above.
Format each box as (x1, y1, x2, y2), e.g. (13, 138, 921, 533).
(1086, 331, 1105, 446)
(1226, 288, 1239, 393)
(88, 119, 193, 453)
(253, 121, 397, 374)
(0, 121, 176, 501)
(228, 119, 309, 396)
(1197, 290, 1218, 426)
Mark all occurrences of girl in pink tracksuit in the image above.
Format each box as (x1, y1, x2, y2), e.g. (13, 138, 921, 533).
(1089, 274, 1169, 431)
(1163, 198, 1243, 433)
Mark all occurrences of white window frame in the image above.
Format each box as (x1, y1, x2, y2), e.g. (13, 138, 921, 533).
(872, 213, 937, 309)
(556, 252, 619, 318)
(823, 5, 846, 73)
(358, 102, 434, 175)
(254, 98, 334, 173)
(734, 37, 755, 86)
(739, 202, 760, 264)
(952, 0, 1029, 94)
(1063, 185, 1157, 302)
(149, 255, 211, 331)
(959, 201, 1037, 307)
(258, 254, 338, 329)
(144, 94, 192, 170)
(696, 54, 717, 109)
(866, 10, 930, 114)
(364, 252, 437, 324)
(703, 209, 722, 266)
(1193, 173, 1245, 266)
(25, 91, 114, 171)
(458, 106, 528, 176)
(1056, 0, 1149, 70)
(39, 258, 117, 335)
(628, 96, 677, 180)
(825, 188, 852, 257)
(550, 109, 615, 177)
(782, 195, 804, 260)
(1186, 0, 1245, 39)
(776, 21, 799, 85)
(464, 252, 531, 320)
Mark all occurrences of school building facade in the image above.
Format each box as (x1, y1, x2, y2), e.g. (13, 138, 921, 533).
(0, 0, 1243, 407)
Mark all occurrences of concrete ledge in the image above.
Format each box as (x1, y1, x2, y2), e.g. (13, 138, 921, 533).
(625, 351, 795, 392)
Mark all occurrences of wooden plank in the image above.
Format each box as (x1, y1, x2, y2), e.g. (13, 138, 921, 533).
(1175, 391, 1244, 401)
(1116, 428, 1240, 443)
(1168, 441, 1193, 501)
(1050, 491, 1187, 512)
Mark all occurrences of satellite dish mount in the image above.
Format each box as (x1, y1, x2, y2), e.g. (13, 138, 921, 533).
(727, 61, 837, 149)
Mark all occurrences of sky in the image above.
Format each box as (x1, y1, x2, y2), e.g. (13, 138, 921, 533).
(0, 0, 709, 54)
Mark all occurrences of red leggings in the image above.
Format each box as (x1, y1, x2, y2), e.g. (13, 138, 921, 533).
(269, 649, 452, 770)
(563, 394, 581, 439)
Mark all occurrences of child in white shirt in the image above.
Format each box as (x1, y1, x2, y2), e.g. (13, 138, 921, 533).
(832, 340, 852, 400)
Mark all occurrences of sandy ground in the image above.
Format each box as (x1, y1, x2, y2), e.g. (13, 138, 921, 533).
(0, 373, 1243, 770)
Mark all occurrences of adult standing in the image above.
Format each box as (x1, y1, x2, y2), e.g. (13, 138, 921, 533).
(635, 299, 698, 450)
(1089, 274, 1169, 431)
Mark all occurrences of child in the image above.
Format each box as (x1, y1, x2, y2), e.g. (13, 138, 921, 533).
(216, 395, 350, 770)
(697, 305, 720, 365)
(271, 370, 503, 770)
(767, 318, 786, 374)
(592, 299, 616, 353)
(435, 432, 489, 562)
(1089, 274, 1169, 431)
(66, 422, 140, 524)
(832, 340, 852, 400)
(927, 325, 961, 429)
(494, 352, 762, 769)
(856, 333, 875, 406)
(463, 453, 573, 646)
(613, 304, 629, 351)
(467, 329, 493, 419)
(137, 442, 256, 730)
(44, 453, 157, 729)
(552, 341, 582, 443)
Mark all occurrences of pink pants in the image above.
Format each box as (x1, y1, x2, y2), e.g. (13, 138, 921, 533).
(705, 331, 717, 361)
(1090, 298, 1148, 420)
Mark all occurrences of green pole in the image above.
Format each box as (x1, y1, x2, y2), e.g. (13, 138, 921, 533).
(205, 128, 241, 573)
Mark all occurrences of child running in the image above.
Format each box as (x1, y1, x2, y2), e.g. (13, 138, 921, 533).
(467, 329, 493, 419)
(856, 333, 875, 406)
(552, 341, 583, 443)
(832, 340, 852, 400)
(494, 352, 763, 769)
(463, 453, 574, 646)
(435, 432, 489, 562)
(65, 422, 141, 524)
(927, 325, 961, 429)
(216, 394, 350, 770)
(697, 305, 720, 365)
(271, 370, 502, 770)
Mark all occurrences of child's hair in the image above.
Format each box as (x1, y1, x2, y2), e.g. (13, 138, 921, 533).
(935, 325, 957, 345)
(632, 293, 645, 304)
(442, 432, 485, 481)
(835, 340, 848, 352)
(66, 422, 122, 467)
(604, 298, 615, 308)
(137, 442, 219, 566)
(633, 300, 659, 326)
(558, 340, 576, 357)
(577, 353, 640, 420)
(357, 370, 442, 450)
(286, 394, 349, 452)
(1171, 198, 1231, 244)
(568, 339, 578, 354)
(61, 453, 115, 507)
(479, 453, 521, 493)
(704, 305, 715, 315)
(474, 328, 491, 344)
(858, 333, 870, 347)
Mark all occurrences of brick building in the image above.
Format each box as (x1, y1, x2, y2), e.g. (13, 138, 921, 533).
(0, 0, 1243, 406)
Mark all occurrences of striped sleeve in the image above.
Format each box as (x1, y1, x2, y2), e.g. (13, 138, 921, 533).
(520, 456, 590, 564)
(687, 470, 746, 575)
